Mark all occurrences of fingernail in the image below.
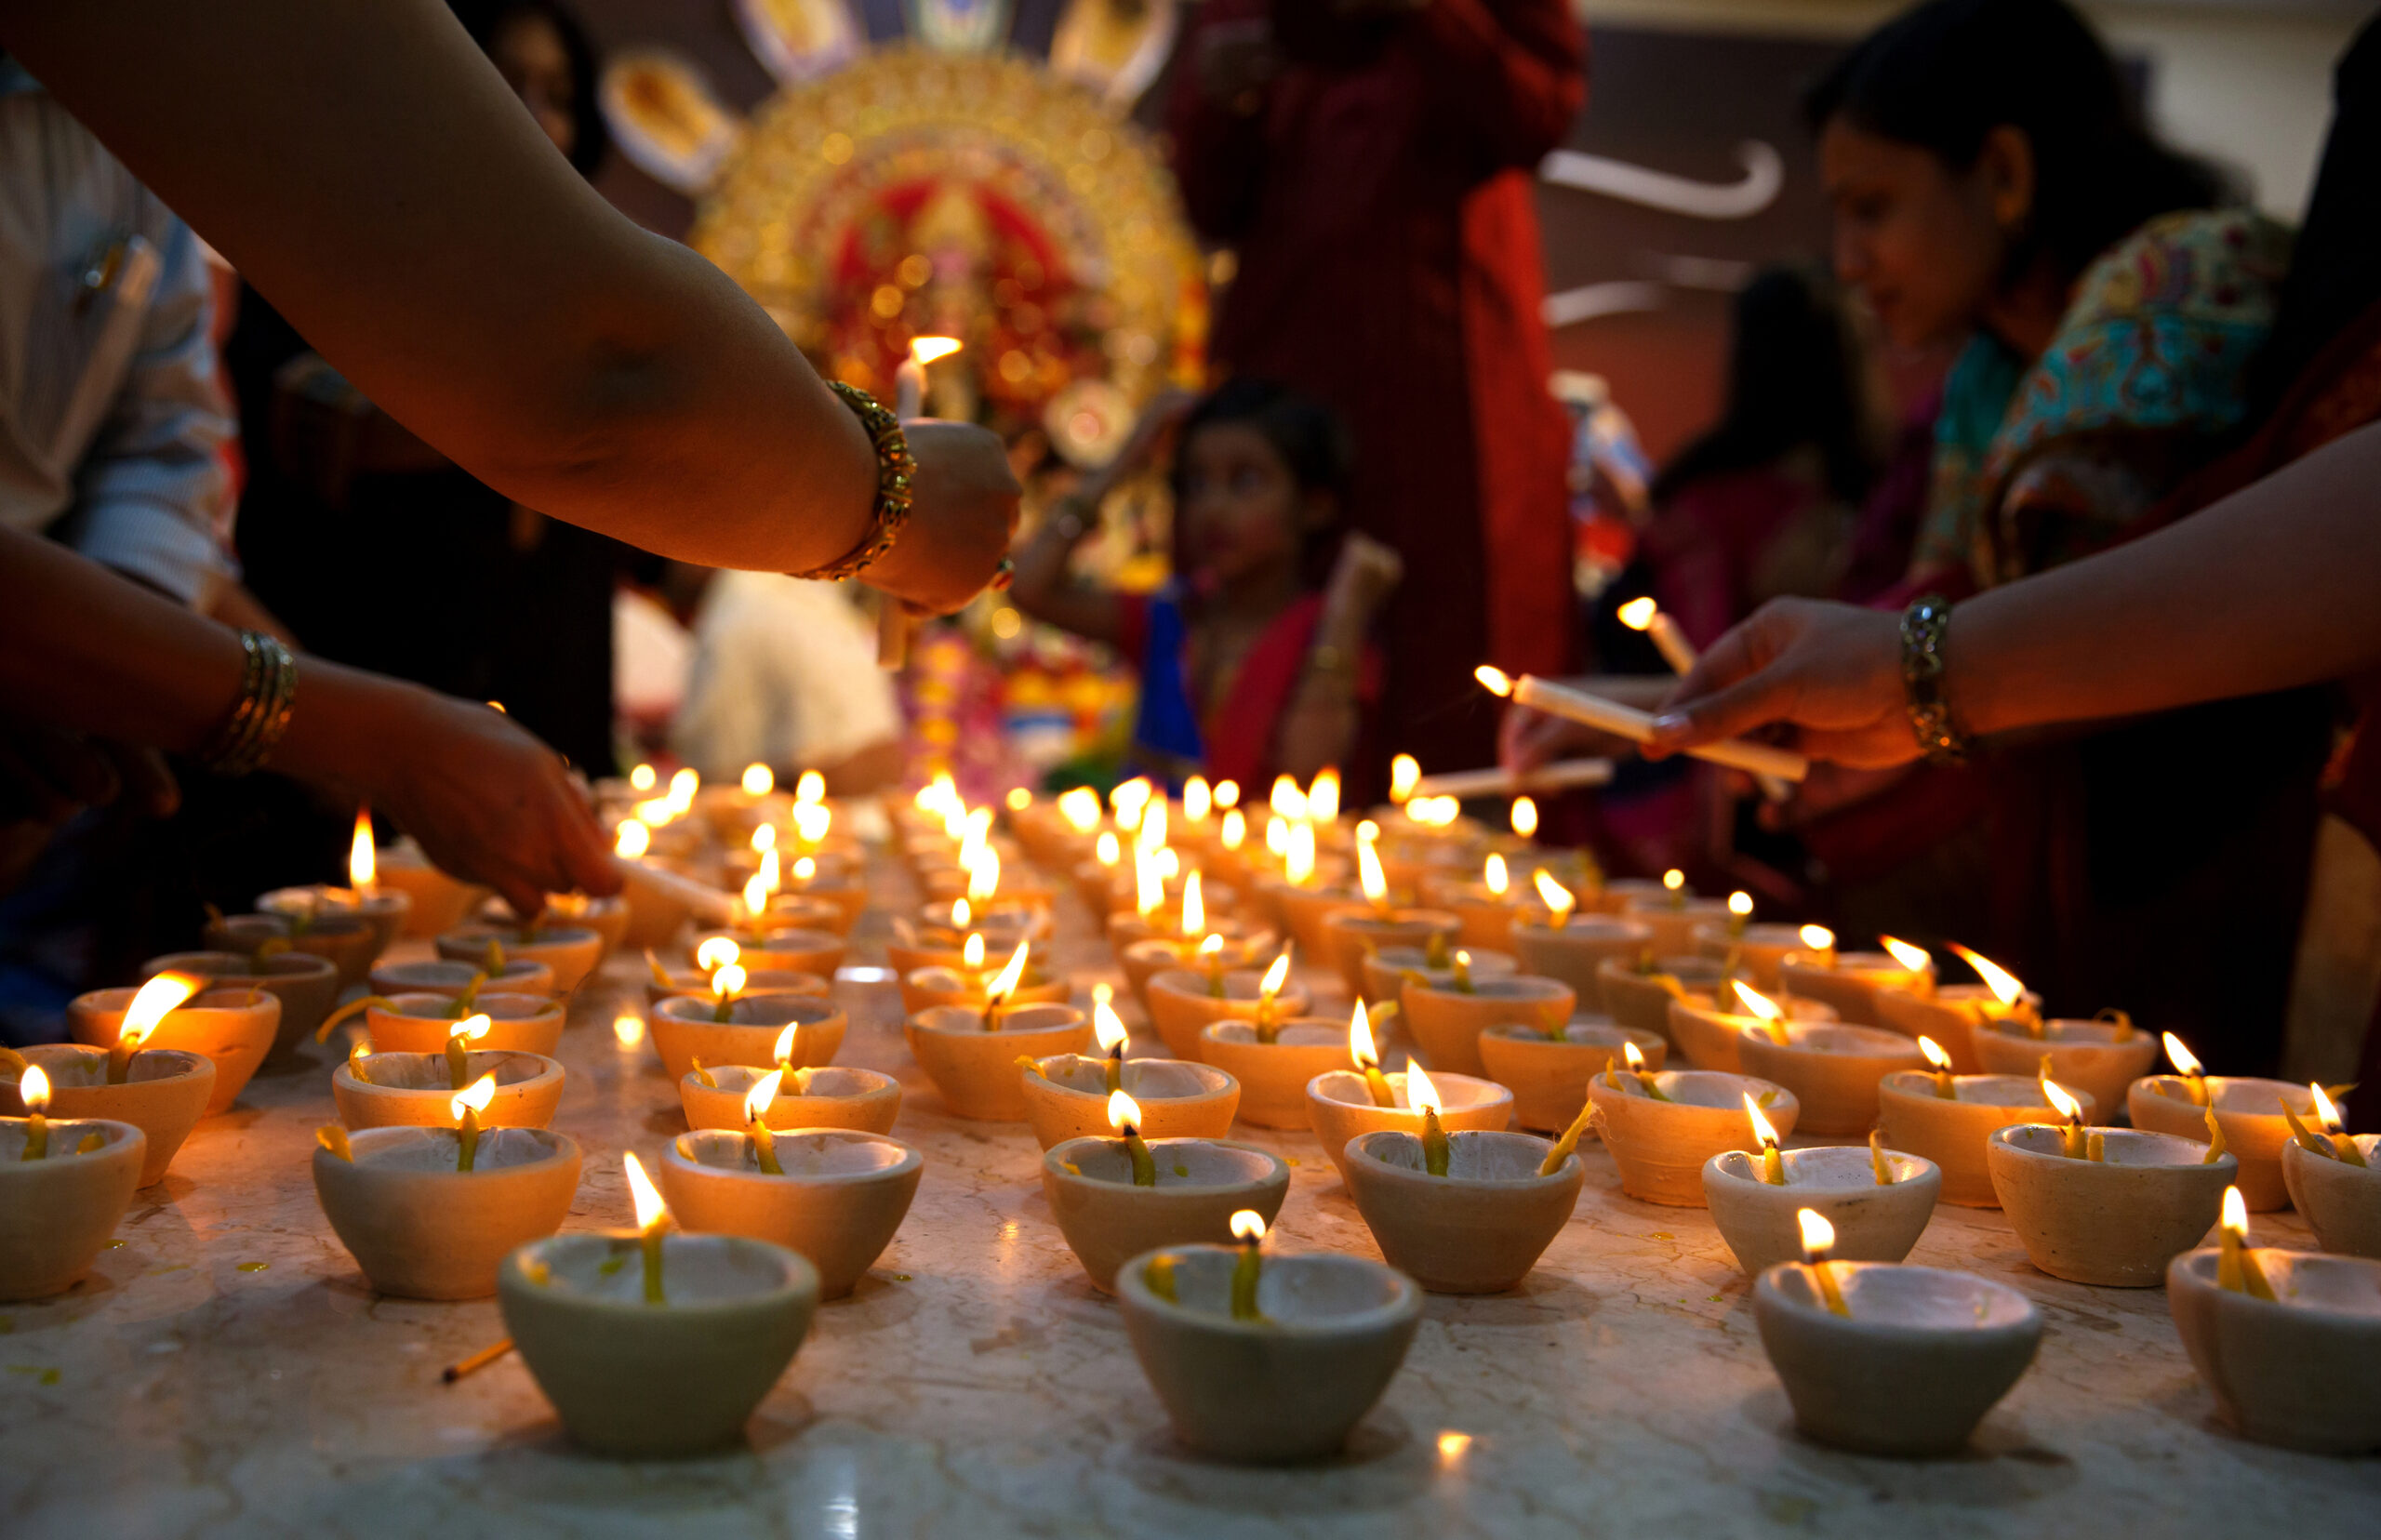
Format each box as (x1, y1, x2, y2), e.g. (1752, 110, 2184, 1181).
(1651, 713, 1689, 739)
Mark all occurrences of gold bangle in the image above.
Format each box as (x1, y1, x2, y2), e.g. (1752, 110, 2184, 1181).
(795, 381, 917, 582)
(196, 631, 299, 777)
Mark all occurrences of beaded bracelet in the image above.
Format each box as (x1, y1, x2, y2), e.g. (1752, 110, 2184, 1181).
(195, 631, 299, 776)
(794, 381, 917, 582)
(1899, 594, 1968, 766)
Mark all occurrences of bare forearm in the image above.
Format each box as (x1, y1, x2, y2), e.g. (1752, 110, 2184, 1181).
(4, 0, 876, 573)
(1951, 420, 2381, 735)
(1008, 514, 1124, 644)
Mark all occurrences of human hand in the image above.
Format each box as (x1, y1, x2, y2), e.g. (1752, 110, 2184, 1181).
(1326, 530, 1403, 614)
(868, 419, 1022, 616)
(1643, 598, 1919, 769)
(1497, 703, 1635, 774)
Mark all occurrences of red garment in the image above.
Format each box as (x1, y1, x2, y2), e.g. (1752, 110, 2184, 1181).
(1168, 0, 1584, 777)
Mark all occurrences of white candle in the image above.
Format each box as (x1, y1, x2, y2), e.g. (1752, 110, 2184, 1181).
(1475, 667, 1808, 783)
(1617, 597, 1698, 675)
(1408, 759, 1616, 801)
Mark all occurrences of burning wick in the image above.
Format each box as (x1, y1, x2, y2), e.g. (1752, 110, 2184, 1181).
(1179, 870, 1204, 941)
(980, 941, 1030, 1030)
(1732, 980, 1790, 1045)
(1745, 1092, 1786, 1186)
(615, 819, 651, 859)
(1230, 1209, 1266, 1320)
(1196, 933, 1228, 995)
(1532, 868, 1576, 930)
(1254, 946, 1293, 1039)
(624, 1152, 671, 1305)
(697, 936, 740, 974)
(1798, 1208, 1850, 1316)
(1949, 943, 2037, 1033)
(2215, 1184, 2276, 1299)
(349, 1036, 373, 1085)
(1662, 868, 1686, 909)
(1390, 754, 1420, 804)
(1410, 1061, 1449, 1176)
(446, 1014, 492, 1092)
(1350, 1001, 1396, 1108)
(2163, 1032, 2208, 1106)
(1109, 1089, 1155, 1188)
(1183, 776, 1212, 824)
(709, 964, 748, 1024)
(452, 1072, 498, 1172)
(629, 763, 657, 793)
(17, 1063, 50, 1160)
(349, 805, 379, 898)
(113, 971, 199, 1084)
(745, 1069, 786, 1175)
(1484, 852, 1510, 899)
(1919, 1035, 1957, 1098)
(1798, 924, 1837, 967)
(1726, 890, 1753, 940)
(2042, 1078, 2093, 1161)
(1610, 1039, 1669, 1100)
(1356, 834, 1391, 918)
(1510, 796, 1537, 841)
(1093, 989, 1128, 1095)
(1879, 935, 1933, 976)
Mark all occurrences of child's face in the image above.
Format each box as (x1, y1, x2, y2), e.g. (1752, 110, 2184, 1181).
(1177, 422, 1313, 588)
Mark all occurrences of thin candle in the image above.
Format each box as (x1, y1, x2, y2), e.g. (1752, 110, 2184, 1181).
(2042, 1078, 2092, 1160)
(113, 970, 199, 1083)
(2163, 1032, 2208, 1106)
(1110, 1089, 1156, 1187)
(1472, 663, 1808, 782)
(621, 1153, 672, 1305)
(1229, 1209, 1266, 1320)
(1745, 1092, 1786, 1185)
(1093, 990, 1129, 1095)
(1918, 1035, 1957, 1098)
(1798, 1207, 1850, 1317)
(17, 1064, 49, 1160)
(1617, 595, 1698, 675)
(745, 1069, 786, 1175)
(452, 1072, 498, 1172)
(446, 1014, 491, 1091)
(2215, 1185, 2276, 1299)
(1409, 1061, 1450, 1176)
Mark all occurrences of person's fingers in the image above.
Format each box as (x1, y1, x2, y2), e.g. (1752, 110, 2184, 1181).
(1656, 600, 1802, 717)
(1645, 662, 1806, 756)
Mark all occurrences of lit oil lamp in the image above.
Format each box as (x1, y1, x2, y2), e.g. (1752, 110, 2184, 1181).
(1019, 992, 1241, 1149)
(1316, 834, 1462, 1001)
(340, 988, 567, 1059)
(680, 1020, 902, 1135)
(2128, 1038, 2323, 1212)
(1509, 868, 1652, 1015)
(649, 986, 847, 1084)
(66, 973, 281, 1115)
(2281, 1083, 2381, 1259)
(0, 1063, 145, 1301)
(1776, 931, 1935, 1028)
(1179, 951, 1335, 1126)
(1665, 976, 1839, 1077)
(1586, 1055, 1800, 1206)
(1701, 1095, 1939, 1275)
(257, 805, 414, 960)
(1727, 986, 1928, 1136)
(1040, 1100, 1290, 1294)
(1985, 1088, 2236, 1286)
(1397, 962, 1574, 1080)
(437, 916, 605, 996)
(1874, 942, 2036, 1071)
(2, 977, 214, 1188)
(332, 1033, 564, 1134)
(1305, 1007, 1512, 1184)
(1874, 1042, 2098, 1207)
(905, 942, 1090, 1121)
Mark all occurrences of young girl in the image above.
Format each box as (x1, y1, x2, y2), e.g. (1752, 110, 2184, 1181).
(1010, 378, 1402, 788)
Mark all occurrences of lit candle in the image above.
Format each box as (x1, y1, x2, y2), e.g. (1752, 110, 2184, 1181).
(1532, 868, 1576, 930)
(629, 763, 658, 793)
(1229, 1208, 1266, 1320)
(1097, 830, 1121, 870)
(615, 819, 652, 860)
(1215, 779, 1242, 812)
(1745, 1092, 1786, 1185)
(1510, 796, 1538, 841)
(1183, 776, 1212, 825)
(17, 1063, 49, 1160)
(1473, 664, 1808, 782)
(1308, 768, 1341, 827)
(446, 1013, 491, 1091)
(1613, 1038, 1669, 1100)
(980, 940, 1031, 1030)
(1390, 754, 1420, 804)
(2042, 1077, 2092, 1160)
(1726, 890, 1753, 941)
(1219, 808, 1246, 854)
(741, 763, 774, 800)
(1663, 868, 1687, 910)
(111, 970, 199, 1083)
(894, 335, 962, 418)
(2214, 1184, 2275, 1298)
(1409, 1061, 1449, 1176)
(1057, 787, 1101, 836)
(708, 963, 747, 1024)
(613, 1014, 645, 1052)
(1731, 980, 1792, 1045)
(349, 805, 379, 899)
(1355, 835, 1393, 919)
(1797, 1207, 1850, 1316)
(1617, 595, 1697, 675)
(623, 1152, 671, 1305)
(795, 769, 826, 806)
(2163, 1032, 2208, 1106)
(1095, 991, 1129, 1094)
(1799, 923, 1837, 969)
(1253, 947, 1294, 1042)
(1109, 1088, 1156, 1187)
(1918, 1035, 1957, 1098)
(1949, 944, 2037, 1034)
(1484, 853, 1510, 901)
(1179, 870, 1204, 941)
(745, 1069, 785, 1175)
(452, 1071, 498, 1172)
(1349, 1001, 1397, 1108)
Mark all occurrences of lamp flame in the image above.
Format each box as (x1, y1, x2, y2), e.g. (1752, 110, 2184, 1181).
(629, 763, 657, 792)
(1617, 596, 1658, 631)
(1919, 1036, 1954, 1073)
(772, 1022, 799, 1068)
(795, 769, 826, 805)
(741, 872, 769, 917)
(1350, 1001, 1380, 1071)
(20, 1062, 49, 1114)
(2221, 1183, 2248, 1243)
(1797, 1207, 1836, 1260)
(794, 800, 832, 843)
(1533, 868, 1575, 924)
(910, 335, 963, 366)
(1511, 797, 1538, 839)
(1269, 776, 1305, 822)
(1096, 830, 1121, 868)
(614, 819, 651, 858)
(963, 933, 986, 970)
(624, 1151, 668, 1233)
(1483, 853, 1510, 897)
(1662, 869, 1685, 894)
(121, 971, 201, 1051)
(2042, 1078, 2084, 1124)
(450, 1013, 492, 1046)
(1220, 808, 1246, 852)
(752, 824, 778, 853)
(2313, 1082, 2347, 1134)
(757, 848, 780, 896)
(1474, 664, 1514, 698)
(1181, 870, 1204, 936)
(613, 1015, 645, 1049)
(1107, 1088, 1142, 1135)
(1057, 787, 1100, 834)
(1744, 1091, 1781, 1151)
(1406, 1059, 1443, 1115)
(951, 899, 971, 931)
(1138, 800, 1168, 855)
(1308, 768, 1341, 826)
(1948, 943, 2025, 1007)
(1799, 923, 1835, 951)
(2163, 1032, 2203, 1078)
(668, 767, 699, 811)
(697, 937, 740, 973)
(711, 964, 746, 1002)
(967, 850, 1002, 906)
(1623, 1040, 1650, 1074)
(1728, 891, 1754, 919)
(1731, 980, 1783, 1021)
(986, 940, 1031, 1004)
(349, 807, 377, 892)
(744, 1068, 785, 1124)
(1259, 948, 1293, 1002)
(1183, 776, 1212, 823)
(742, 763, 774, 797)
(450, 1070, 498, 1123)
(1390, 754, 1420, 803)
(1215, 779, 1241, 810)
(1356, 836, 1388, 906)
(793, 856, 816, 883)
(1094, 995, 1128, 1056)
(1135, 849, 1164, 919)
(1879, 936, 1932, 973)
(1284, 822, 1316, 886)
(1231, 1209, 1267, 1244)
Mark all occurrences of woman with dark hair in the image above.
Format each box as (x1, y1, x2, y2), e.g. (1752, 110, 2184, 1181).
(1010, 378, 1403, 787)
(1806, 0, 2286, 590)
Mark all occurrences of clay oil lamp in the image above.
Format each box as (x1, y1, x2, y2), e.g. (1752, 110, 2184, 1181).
(2281, 1084, 2381, 1257)
(686, 917, 846, 981)
(1042, 1093, 1291, 1293)
(679, 1024, 901, 1136)
(439, 920, 605, 997)
(258, 806, 413, 959)
(694, 762, 789, 841)
(1146, 944, 1313, 1064)
(1262, 820, 1362, 957)
(145, 945, 339, 1055)
(1876, 1039, 2099, 1206)
(4, 976, 210, 1186)
(1776, 932, 1933, 1028)
(0, 1065, 144, 1300)
(1317, 834, 1462, 1001)
(1753, 1208, 2042, 1456)
(1069, 826, 1128, 917)
(206, 906, 379, 992)
(311, 1079, 581, 1299)
(1358, 939, 1516, 1012)
(1874, 942, 2039, 1072)
(1477, 1013, 1667, 1134)
(1730, 984, 1928, 1136)
(2129, 1033, 2318, 1212)
(1509, 870, 1653, 1014)
(2167, 1186, 2381, 1453)
(1116, 1213, 1423, 1462)
(1704, 1100, 1939, 1273)
(1596, 951, 1727, 1042)
(1963, 1004, 2153, 1116)
(1022, 992, 1240, 1149)
(773, 849, 867, 935)
(1306, 1018, 1512, 1184)
(1987, 1080, 2237, 1285)
(1398, 955, 1573, 1079)
(334, 985, 565, 1057)
(651, 973, 847, 1082)
(498, 889, 632, 961)
(368, 834, 482, 937)
(1183, 952, 1328, 1124)
(1427, 851, 1527, 952)
(900, 933, 1068, 1016)
(1691, 892, 1808, 991)
(333, 1019, 565, 1132)
(1341, 1098, 1585, 1294)
(1587, 1049, 1801, 1206)
(1620, 870, 1732, 961)
(67, 975, 273, 1117)
(903, 945, 1091, 1122)
(1116, 871, 1272, 1008)
(371, 953, 553, 1000)
(658, 1076, 924, 1299)
(1666, 978, 1840, 1076)
(646, 936, 828, 1009)
(499, 1153, 819, 1456)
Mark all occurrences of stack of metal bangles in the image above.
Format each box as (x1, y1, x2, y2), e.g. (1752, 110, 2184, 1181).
(196, 630, 299, 777)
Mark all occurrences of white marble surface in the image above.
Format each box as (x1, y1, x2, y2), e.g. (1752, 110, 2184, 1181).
(4, 861, 2377, 1539)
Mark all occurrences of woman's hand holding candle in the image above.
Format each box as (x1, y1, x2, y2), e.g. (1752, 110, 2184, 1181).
(17, 1063, 49, 1160)
(1349, 1002, 1397, 1108)
(623, 1152, 672, 1306)
(1797, 1208, 1851, 1316)
(1229, 1210, 1266, 1321)
(2215, 1185, 2276, 1300)
(452, 1072, 497, 1172)
(1109, 1089, 1156, 1187)
(745, 1069, 785, 1175)
(1745, 1092, 1786, 1185)
(446, 1014, 491, 1091)
(1919, 1035, 1957, 1098)
(112, 970, 200, 1083)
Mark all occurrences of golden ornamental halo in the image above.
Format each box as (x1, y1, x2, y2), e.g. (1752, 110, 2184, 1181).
(690, 46, 1205, 423)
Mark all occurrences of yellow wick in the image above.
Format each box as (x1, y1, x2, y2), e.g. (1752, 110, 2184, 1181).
(1421, 1105, 1450, 1177)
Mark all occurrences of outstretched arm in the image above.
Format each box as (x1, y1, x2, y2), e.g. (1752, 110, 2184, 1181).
(1639, 419, 2381, 767)
(1, 0, 1012, 609)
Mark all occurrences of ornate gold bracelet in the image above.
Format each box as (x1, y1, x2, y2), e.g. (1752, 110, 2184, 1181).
(196, 631, 299, 777)
(795, 381, 917, 582)
(1899, 594, 1968, 765)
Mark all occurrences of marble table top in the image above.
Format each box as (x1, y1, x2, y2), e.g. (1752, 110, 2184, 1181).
(4, 862, 2376, 1539)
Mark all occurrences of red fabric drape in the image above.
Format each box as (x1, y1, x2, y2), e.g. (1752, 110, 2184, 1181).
(1168, 0, 1585, 777)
